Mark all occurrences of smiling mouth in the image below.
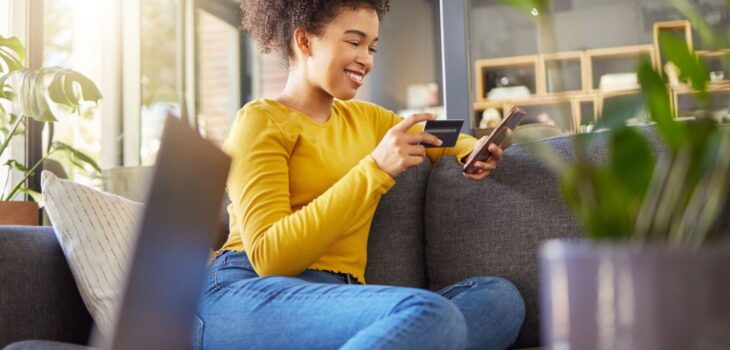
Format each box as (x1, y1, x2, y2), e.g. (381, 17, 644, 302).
(345, 70, 364, 86)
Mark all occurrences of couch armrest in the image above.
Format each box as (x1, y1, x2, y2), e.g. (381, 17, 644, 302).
(0, 226, 92, 347)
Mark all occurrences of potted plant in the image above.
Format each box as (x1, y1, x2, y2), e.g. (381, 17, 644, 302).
(0, 35, 101, 225)
(516, 2, 730, 349)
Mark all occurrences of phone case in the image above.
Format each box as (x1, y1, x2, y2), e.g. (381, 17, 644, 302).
(462, 107, 526, 175)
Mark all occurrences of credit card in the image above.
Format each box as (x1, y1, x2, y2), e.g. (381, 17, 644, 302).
(422, 119, 464, 148)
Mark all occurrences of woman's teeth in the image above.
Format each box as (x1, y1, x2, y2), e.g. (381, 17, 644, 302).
(346, 71, 363, 84)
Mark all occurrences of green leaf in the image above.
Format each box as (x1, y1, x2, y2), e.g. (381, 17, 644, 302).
(658, 32, 709, 98)
(0, 36, 25, 73)
(637, 60, 684, 151)
(0, 72, 16, 100)
(560, 163, 635, 240)
(669, 0, 726, 50)
(19, 188, 43, 206)
(4, 159, 29, 172)
(16, 70, 55, 122)
(50, 141, 101, 173)
(46, 68, 102, 107)
(70, 70, 102, 103)
(48, 70, 76, 107)
(609, 127, 655, 198)
(595, 93, 645, 132)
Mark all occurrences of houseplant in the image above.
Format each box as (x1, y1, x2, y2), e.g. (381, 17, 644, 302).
(0, 35, 101, 225)
(506, 1, 730, 348)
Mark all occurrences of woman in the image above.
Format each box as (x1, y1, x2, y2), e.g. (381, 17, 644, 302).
(195, 1, 525, 349)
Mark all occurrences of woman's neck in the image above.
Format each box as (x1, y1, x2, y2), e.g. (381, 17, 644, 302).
(277, 70, 334, 123)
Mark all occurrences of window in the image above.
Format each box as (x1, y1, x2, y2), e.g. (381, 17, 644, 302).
(197, 8, 241, 146)
(42, 0, 107, 187)
(1, 0, 28, 199)
(139, 0, 184, 165)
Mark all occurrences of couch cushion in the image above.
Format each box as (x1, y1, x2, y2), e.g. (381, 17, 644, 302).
(424, 127, 679, 348)
(365, 158, 431, 288)
(41, 171, 143, 337)
(0, 226, 92, 348)
(425, 134, 591, 348)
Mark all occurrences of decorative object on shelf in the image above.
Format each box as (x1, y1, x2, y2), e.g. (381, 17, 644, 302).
(486, 86, 531, 101)
(598, 73, 638, 92)
(472, 19, 730, 139)
(479, 107, 502, 129)
(0, 36, 102, 225)
(531, 4, 730, 349)
(710, 70, 725, 82)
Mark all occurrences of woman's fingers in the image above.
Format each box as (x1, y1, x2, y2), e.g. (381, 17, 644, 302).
(475, 161, 497, 172)
(404, 132, 442, 147)
(488, 144, 503, 162)
(463, 170, 488, 180)
(392, 113, 437, 133)
(462, 160, 495, 181)
(407, 144, 427, 157)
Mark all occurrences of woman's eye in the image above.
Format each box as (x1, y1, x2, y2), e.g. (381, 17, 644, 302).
(346, 41, 359, 47)
(369, 47, 378, 54)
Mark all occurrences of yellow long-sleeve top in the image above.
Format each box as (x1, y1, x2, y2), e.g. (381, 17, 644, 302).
(219, 98, 477, 283)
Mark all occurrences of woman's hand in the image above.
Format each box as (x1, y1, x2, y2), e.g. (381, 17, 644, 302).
(371, 114, 442, 178)
(462, 137, 506, 181)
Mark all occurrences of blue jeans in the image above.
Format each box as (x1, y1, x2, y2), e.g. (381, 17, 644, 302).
(194, 251, 525, 350)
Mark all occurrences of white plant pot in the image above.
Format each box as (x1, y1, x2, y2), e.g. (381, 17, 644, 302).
(539, 239, 730, 350)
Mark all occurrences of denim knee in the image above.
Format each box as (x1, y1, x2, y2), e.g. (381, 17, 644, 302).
(475, 276, 526, 335)
(396, 290, 469, 349)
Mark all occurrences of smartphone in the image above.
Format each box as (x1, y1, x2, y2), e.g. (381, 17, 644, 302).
(421, 119, 464, 148)
(462, 107, 525, 174)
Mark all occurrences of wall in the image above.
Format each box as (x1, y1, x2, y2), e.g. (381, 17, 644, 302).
(357, 0, 442, 112)
(469, 0, 730, 60)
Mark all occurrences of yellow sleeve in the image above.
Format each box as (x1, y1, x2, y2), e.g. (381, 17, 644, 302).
(223, 108, 395, 277)
(372, 104, 478, 165)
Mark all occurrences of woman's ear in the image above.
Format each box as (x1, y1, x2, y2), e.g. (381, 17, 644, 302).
(293, 28, 312, 58)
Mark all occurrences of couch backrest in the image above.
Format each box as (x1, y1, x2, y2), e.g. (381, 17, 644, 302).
(365, 158, 432, 288)
(0, 226, 93, 347)
(423, 127, 671, 348)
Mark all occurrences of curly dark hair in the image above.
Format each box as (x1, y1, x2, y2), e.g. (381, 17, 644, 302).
(241, 0, 390, 60)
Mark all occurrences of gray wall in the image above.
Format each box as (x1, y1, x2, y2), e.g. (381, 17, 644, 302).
(357, 0, 441, 111)
(358, 0, 730, 111)
(469, 0, 730, 60)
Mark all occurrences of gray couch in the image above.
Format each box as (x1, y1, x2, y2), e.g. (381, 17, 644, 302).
(2, 127, 722, 349)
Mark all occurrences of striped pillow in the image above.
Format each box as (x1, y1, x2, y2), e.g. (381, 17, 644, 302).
(41, 171, 142, 337)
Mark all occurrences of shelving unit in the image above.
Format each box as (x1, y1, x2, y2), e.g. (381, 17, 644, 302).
(585, 45, 654, 90)
(654, 20, 693, 75)
(474, 55, 542, 102)
(470, 20, 730, 136)
(542, 51, 585, 94)
(672, 82, 730, 120)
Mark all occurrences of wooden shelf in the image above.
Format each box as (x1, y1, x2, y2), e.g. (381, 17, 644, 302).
(470, 20, 729, 135)
(474, 55, 541, 102)
(654, 20, 693, 76)
(541, 51, 585, 94)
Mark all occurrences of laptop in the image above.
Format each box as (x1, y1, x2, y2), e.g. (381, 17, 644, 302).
(91, 116, 231, 349)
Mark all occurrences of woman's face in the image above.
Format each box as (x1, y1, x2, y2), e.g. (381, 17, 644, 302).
(304, 8, 379, 100)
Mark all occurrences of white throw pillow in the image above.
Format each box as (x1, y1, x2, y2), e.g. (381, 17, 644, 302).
(41, 170, 142, 337)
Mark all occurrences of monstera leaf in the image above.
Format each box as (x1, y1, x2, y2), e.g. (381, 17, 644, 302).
(0, 35, 103, 202)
